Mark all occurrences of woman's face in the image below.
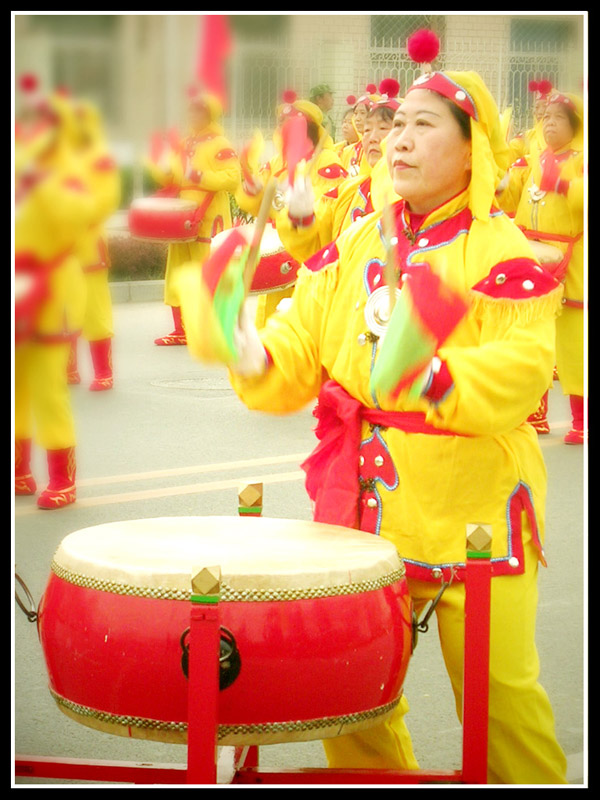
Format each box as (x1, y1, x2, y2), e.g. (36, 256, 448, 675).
(542, 103, 574, 152)
(362, 113, 393, 167)
(386, 89, 472, 215)
(341, 112, 358, 144)
(188, 103, 210, 133)
(353, 103, 369, 134)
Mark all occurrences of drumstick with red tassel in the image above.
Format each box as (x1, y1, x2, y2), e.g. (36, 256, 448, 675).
(370, 262, 468, 399)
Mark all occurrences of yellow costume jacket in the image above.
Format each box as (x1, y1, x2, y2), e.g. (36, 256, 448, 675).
(230, 189, 563, 582)
(15, 147, 95, 340)
(277, 172, 375, 265)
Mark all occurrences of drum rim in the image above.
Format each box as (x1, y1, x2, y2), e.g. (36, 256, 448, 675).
(50, 516, 406, 600)
(50, 687, 403, 745)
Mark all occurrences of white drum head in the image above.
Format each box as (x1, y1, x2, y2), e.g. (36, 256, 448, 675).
(52, 516, 404, 599)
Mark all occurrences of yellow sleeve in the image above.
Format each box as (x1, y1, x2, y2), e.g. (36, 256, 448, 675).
(496, 157, 530, 216)
(424, 223, 564, 436)
(229, 257, 340, 413)
(276, 191, 337, 264)
(189, 137, 241, 194)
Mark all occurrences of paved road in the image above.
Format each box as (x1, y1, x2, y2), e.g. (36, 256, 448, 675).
(13, 294, 586, 786)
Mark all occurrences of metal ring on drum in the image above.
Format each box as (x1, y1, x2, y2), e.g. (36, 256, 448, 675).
(36, 516, 413, 747)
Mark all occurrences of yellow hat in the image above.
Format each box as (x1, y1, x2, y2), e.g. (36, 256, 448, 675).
(407, 70, 510, 221)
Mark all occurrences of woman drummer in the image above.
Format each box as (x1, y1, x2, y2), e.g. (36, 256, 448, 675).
(234, 93, 348, 326)
(225, 69, 568, 783)
(149, 87, 241, 346)
(278, 82, 400, 265)
(497, 91, 585, 443)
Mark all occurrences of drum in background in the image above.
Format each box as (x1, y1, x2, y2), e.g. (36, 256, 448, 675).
(128, 197, 199, 243)
(37, 516, 412, 746)
(213, 224, 300, 295)
(528, 239, 565, 269)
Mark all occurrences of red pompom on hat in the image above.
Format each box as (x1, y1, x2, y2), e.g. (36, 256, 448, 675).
(407, 29, 440, 64)
(365, 83, 377, 94)
(528, 80, 540, 93)
(346, 94, 357, 106)
(19, 72, 39, 93)
(282, 89, 297, 104)
(378, 78, 400, 99)
(537, 79, 553, 96)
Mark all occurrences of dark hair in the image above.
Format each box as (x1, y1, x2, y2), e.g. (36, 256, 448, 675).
(306, 119, 321, 147)
(367, 105, 395, 125)
(439, 95, 472, 140)
(564, 106, 580, 137)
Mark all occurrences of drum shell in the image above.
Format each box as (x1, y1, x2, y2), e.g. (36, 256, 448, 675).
(128, 198, 199, 243)
(37, 570, 412, 745)
(213, 225, 300, 295)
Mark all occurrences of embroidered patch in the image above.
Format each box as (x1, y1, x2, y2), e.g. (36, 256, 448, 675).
(471, 258, 560, 300)
(304, 242, 339, 272)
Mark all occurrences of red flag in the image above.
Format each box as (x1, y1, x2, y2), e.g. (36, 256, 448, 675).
(196, 14, 232, 109)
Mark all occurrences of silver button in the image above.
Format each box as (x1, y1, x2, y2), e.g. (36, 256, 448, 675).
(373, 274, 381, 285)
(359, 455, 365, 466)
(432, 568, 443, 579)
(508, 557, 519, 568)
(367, 498, 378, 508)
(358, 333, 367, 346)
(522, 280, 535, 291)
(455, 90, 466, 101)
(418, 238, 429, 248)
(374, 455, 384, 467)
(495, 273, 506, 285)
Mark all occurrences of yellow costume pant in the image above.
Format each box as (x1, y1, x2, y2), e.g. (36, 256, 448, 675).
(15, 341, 76, 451)
(323, 541, 567, 785)
(164, 241, 209, 308)
(555, 306, 584, 397)
(82, 268, 114, 341)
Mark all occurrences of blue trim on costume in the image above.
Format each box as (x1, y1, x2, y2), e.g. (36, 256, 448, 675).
(407, 228, 470, 265)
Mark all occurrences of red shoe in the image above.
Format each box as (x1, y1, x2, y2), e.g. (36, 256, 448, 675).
(564, 428, 584, 445)
(564, 395, 586, 445)
(155, 306, 186, 346)
(527, 391, 550, 434)
(154, 332, 187, 346)
(37, 447, 76, 509)
(89, 338, 114, 391)
(67, 339, 81, 384)
(15, 439, 36, 495)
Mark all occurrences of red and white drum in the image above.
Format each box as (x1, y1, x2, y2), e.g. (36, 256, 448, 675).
(528, 240, 564, 268)
(213, 224, 300, 295)
(128, 197, 199, 243)
(37, 516, 412, 746)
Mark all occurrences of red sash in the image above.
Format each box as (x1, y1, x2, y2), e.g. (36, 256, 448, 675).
(301, 380, 468, 529)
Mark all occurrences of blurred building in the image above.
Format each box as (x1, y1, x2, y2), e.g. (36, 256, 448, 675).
(14, 13, 586, 201)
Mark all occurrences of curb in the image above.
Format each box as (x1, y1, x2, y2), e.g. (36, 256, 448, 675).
(109, 279, 164, 304)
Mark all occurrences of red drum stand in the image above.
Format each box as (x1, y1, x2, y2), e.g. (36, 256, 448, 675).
(15, 491, 492, 786)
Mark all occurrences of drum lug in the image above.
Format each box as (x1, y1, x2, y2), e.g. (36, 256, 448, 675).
(180, 625, 242, 690)
(411, 568, 457, 653)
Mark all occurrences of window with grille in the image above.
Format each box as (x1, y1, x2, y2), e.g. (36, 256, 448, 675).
(30, 14, 119, 123)
(369, 15, 446, 94)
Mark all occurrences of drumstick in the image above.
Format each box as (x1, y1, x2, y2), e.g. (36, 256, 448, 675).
(242, 177, 278, 296)
(381, 195, 399, 317)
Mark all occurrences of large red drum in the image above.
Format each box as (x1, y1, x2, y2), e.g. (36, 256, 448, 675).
(37, 516, 412, 746)
(128, 197, 199, 243)
(213, 224, 300, 295)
